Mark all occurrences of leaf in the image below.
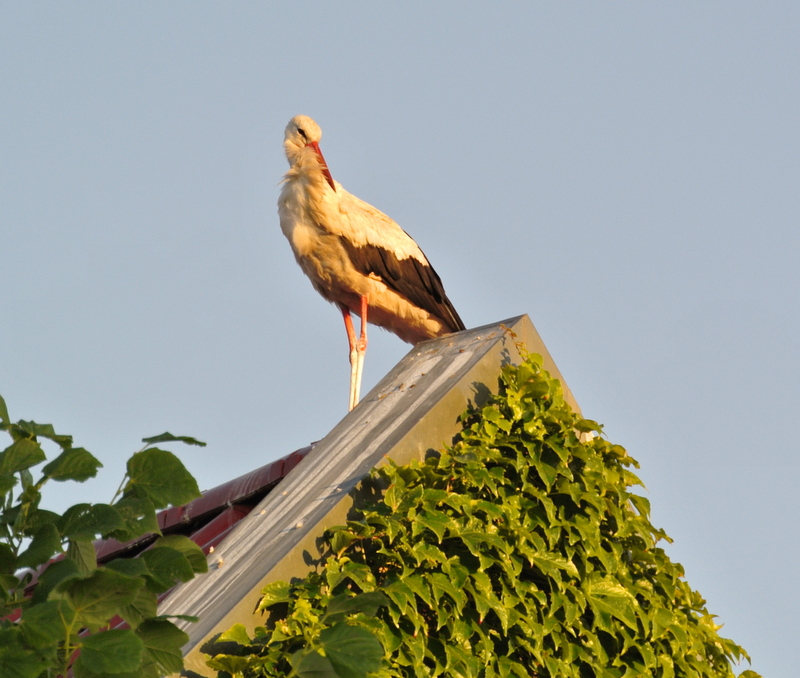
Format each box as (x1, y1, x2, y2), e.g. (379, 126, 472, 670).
(66, 539, 97, 574)
(151, 534, 208, 574)
(111, 495, 160, 541)
(14, 507, 61, 543)
(429, 572, 466, 612)
(19, 599, 76, 649)
(412, 541, 447, 565)
(533, 457, 559, 488)
(0, 438, 46, 474)
(0, 543, 16, 574)
(629, 493, 651, 518)
(656, 654, 674, 678)
(531, 553, 579, 579)
(118, 584, 158, 629)
(457, 530, 506, 557)
(0, 395, 9, 425)
(73, 629, 143, 676)
(140, 546, 195, 592)
(16, 523, 62, 569)
(323, 591, 389, 622)
(585, 578, 639, 632)
(333, 561, 375, 591)
(383, 481, 403, 511)
(124, 448, 200, 509)
(32, 558, 81, 605)
(651, 607, 675, 640)
(329, 528, 357, 554)
(403, 574, 433, 607)
(136, 618, 190, 675)
(20, 468, 34, 491)
(382, 579, 415, 616)
(11, 420, 73, 447)
(0, 631, 51, 678)
(60, 503, 127, 541)
(104, 558, 150, 579)
(217, 623, 252, 645)
(317, 622, 384, 678)
(0, 473, 16, 495)
(574, 418, 602, 433)
(60, 568, 144, 630)
(206, 654, 254, 676)
(412, 510, 453, 542)
(42, 447, 102, 482)
(294, 649, 338, 678)
(258, 580, 292, 611)
(141, 432, 207, 447)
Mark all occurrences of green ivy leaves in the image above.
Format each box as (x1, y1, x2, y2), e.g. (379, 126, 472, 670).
(205, 352, 759, 678)
(208, 595, 387, 678)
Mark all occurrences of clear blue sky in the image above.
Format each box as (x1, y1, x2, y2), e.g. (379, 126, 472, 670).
(1, 4, 797, 675)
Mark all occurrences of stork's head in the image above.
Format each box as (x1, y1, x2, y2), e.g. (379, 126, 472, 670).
(283, 115, 335, 191)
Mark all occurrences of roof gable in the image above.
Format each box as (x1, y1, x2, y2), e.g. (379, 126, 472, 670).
(156, 315, 577, 675)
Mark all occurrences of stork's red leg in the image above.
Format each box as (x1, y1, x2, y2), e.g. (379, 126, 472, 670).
(340, 304, 357, 352)
(339, 298, 369, 411)
(340, 304, 359, 411)
(357, 295, 368, 352)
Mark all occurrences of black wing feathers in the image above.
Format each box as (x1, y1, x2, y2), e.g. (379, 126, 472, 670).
(340, 238, 465, 333)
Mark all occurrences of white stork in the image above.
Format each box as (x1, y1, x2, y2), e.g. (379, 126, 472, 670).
(278, 115, 465, 411)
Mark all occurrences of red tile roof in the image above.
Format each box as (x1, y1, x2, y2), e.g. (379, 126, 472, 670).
(96, 444, 311, 563)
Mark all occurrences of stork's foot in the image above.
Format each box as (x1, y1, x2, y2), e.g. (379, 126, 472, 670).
(348, 347, 360, 411)
(350, 296, 368, 410)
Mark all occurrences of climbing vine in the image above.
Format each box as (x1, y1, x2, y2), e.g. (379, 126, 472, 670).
(205, 352, 759, 678)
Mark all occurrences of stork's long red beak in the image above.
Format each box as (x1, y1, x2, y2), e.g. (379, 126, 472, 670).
(307, 141, 336, 192)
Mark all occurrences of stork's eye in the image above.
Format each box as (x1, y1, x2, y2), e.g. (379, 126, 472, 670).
(297, 127, 308, 141)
